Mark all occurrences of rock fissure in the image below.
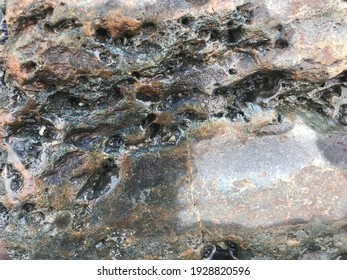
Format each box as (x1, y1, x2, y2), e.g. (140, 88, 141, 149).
(186, 142, 204, 244)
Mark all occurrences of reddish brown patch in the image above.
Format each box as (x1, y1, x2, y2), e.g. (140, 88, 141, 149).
(83, 21, 94, 37)
(98, 69, 114, 79)
(98, 11, 141, 39)
(6, 54, 27, 85)
(118, 154, 133, 180)
(135, 81, 164, 98)
(155, 112, 175, 125)
(180, 248, 195, 258)
(0, 111, 16, 133)
(0, 241, 10, 260)
(7, 0, 55, 34)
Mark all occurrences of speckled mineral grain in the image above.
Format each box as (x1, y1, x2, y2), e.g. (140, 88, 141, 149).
(0, 0, 347, 259)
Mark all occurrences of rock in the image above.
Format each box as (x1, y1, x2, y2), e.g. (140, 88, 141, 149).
(0, 0, 347, 259)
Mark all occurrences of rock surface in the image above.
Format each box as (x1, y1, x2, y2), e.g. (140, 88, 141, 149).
(0, 0, 347, 259)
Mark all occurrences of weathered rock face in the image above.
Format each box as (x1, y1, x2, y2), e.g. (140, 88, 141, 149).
(1, 0, 347, 259)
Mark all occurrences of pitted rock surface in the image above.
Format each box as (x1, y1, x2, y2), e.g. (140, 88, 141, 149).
(0, 0, 347, 259)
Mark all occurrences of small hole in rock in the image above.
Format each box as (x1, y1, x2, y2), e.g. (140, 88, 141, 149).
(149, 123, 162, 139)
(22, 203, 36, 213)
(181, 18, 189, 25)
(141, 114, 157, 129)
(210, 29, 220, 40)
(181, 16, 194, 26)
(95, 27, 110, 42)
(68, 97, 88, 108)
(213, 112, 224, 118)
(228, 69, 237, 75)
(44, 23, 51, 30)
(142, 22, 156, 31)
(276, 24, 284, 31)
(338, 71, 347, 82)
(202, 241, 239, 260)
(275, 38, 289, 49)
(228, 26, 244, 43)
(107, 135, 123, 148)
(99, 51, 110, 61)
(131, 71, 141, 79)
(46, 7, 54, 16)
(21, 61, 37, 75)
(10, 179, 22, 192)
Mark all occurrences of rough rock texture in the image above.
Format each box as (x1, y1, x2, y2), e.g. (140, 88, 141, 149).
(1, 0, 347, 259)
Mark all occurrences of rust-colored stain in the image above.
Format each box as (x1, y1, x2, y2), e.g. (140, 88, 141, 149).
(6, 53, 27, 85)
(99, 11, 141, 39)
